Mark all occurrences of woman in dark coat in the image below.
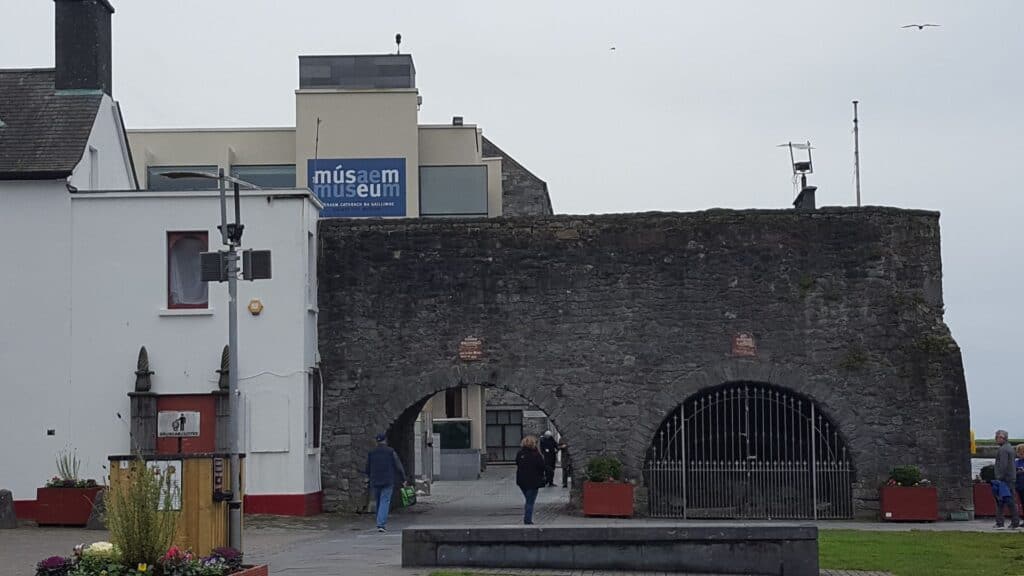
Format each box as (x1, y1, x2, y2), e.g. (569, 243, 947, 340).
(515, 435, 547, 525)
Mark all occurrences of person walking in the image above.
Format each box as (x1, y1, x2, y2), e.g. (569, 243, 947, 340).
(558, 438, 573, 488)
(365, 432, 407, 532)
(516, 435, 546, 525)
(540, 430, 558, 487)
(993, 430, 1019, 529)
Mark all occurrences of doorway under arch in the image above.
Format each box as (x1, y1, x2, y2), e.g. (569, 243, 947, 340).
(644, 381, 854, 519)
(373, 383, 570, 521)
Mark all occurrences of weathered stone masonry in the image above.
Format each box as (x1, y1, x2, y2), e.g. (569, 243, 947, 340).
(318, 208, 970, 517)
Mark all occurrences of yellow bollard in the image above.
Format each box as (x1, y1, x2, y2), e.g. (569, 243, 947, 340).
(970, 429, 976, 455)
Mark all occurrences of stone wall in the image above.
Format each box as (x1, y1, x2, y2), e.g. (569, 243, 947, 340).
(482, 137, 553, 217)
(318, 209, 970, 517)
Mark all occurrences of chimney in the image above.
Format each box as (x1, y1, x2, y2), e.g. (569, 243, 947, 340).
(54, 0, 114, 95)
(793, 185, 817, 211)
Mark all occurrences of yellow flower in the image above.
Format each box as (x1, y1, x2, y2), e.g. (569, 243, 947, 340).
(137, 563, 148, 572)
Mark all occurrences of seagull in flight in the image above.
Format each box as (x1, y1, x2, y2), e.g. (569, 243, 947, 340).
(902, 23, 941, 30)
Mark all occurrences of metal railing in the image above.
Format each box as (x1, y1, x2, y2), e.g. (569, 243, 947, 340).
(645, 383, 855, 519)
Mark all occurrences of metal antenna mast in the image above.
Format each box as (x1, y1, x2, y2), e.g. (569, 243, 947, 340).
(853, 100, 861, 207)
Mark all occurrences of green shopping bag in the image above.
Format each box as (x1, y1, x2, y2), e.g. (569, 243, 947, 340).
(399, 485, 417, 507)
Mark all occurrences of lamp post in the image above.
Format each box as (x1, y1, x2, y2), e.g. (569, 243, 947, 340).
(163, 169, 261, 552)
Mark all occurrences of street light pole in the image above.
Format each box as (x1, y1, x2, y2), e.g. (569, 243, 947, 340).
(221, 171, 243, 552)
(164, 168, 264, 553)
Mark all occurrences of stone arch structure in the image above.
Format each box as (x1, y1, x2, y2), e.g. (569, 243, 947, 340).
(637, 361, 863, 517)
(318, 209, 971, 517)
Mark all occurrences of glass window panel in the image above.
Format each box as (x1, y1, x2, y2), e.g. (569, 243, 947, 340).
(505, 447, 518, 462)
(486, 411, 497, 424)
(497, 411, 509, 424)
(148, 165, 219, 191)
(420, 165, 488, 217)
(230, 164, 297, 188)
(168, 232, 208, 308)
(510, 411, 523, 424)
(506, 424, 522, 444)
(486, 426, 503, 448)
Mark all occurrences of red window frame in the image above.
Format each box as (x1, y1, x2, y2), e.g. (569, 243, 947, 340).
(167, 231, 209, 309)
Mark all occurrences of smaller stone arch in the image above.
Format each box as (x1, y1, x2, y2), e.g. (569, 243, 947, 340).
(320, 364, 579, 512)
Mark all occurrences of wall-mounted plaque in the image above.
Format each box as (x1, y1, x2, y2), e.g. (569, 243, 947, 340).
(458, 337, 484, 361)
(732, 333, 757, 357)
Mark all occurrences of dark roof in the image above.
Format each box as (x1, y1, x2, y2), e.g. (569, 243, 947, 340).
(481, 136, 554, 216)
(0, 68, 103, 180)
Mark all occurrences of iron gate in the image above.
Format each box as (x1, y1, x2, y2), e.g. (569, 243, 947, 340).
(645, 383, 853, 519)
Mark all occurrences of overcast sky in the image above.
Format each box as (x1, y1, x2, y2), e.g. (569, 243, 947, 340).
(3, 1, 1021, 437)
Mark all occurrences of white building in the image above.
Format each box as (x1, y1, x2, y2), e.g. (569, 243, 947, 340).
(0, 0, 322, 517)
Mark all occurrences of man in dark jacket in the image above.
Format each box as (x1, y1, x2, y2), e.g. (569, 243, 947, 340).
(539, 431, 558, 487)
(994, 429, 1020, 529)
(365, 432, 407, 532)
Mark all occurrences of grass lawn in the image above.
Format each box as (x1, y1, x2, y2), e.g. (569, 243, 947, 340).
(431, 530, 1024, 576)
(820, 530, 1024, 576)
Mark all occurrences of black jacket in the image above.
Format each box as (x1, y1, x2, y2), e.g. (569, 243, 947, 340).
(539, 436, 558, 464)
(516, 447, 547, 490)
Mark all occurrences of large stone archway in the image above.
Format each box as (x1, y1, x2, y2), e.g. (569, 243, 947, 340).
(318, 209, 970, 517)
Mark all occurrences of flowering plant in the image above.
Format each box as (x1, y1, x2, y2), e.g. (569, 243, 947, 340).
(83, 542, 119, 560)
(208, 548, 242, 573)
(160, 547, 199, 576)
(38, 544, 244, 576)
(35, 556, 73, 576)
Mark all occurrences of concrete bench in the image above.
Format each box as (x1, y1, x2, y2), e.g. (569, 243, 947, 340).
(402, 524, 818, 575)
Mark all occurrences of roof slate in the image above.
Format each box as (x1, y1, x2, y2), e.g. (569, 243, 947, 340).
(0, 68, 102, 179)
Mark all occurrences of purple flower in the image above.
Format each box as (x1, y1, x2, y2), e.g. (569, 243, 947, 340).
(35, 556, 71, 576)
(210, 547, 242, 570)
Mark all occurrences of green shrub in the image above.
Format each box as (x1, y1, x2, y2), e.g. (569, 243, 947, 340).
(889, 465, 922, 487)
(585, 456, 623, 482)
(105, 459, 180, 569)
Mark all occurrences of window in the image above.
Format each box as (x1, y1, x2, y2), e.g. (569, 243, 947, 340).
(306, 371, 322, 448)
(486, 410, 524, 462)
(148, 165, 219, 191)
(167, 231, 208, 309)
(230, 165, 297, 188)
(445, 387, 464, 418)
(420, 165, 488, 218)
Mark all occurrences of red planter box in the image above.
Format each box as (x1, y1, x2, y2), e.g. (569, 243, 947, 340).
(35, 486, 102, 526)
(973, 482, 1023, 518)
(233, 565, 269, 576)
(879, 485, 937, 522)
(582, 481, 634, 517)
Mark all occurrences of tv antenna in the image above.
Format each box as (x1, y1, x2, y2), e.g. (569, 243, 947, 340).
(777, 141, 814, 199)
(395, 33, 402, 54)
(314, 117, 322, 165)
(853, 100, 861, 207)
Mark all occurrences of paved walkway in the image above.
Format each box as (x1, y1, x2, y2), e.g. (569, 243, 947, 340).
(3, 465, 1004, 575)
